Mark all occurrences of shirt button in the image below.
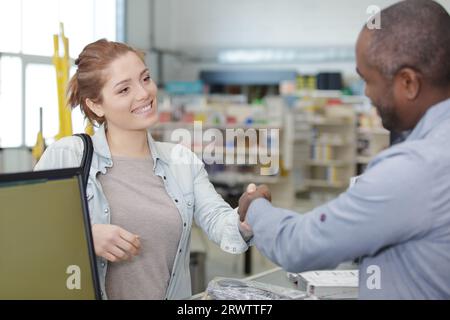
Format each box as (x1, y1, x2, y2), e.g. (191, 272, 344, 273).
(187, 201, 192, 206)
(163, 176, 167, 180)
(174, 199, 178, 203)
(104, 208, 109, 213)
(179, 249, 182, 253)
(183, 222, 187, 227)
(101, 262, 106, 268)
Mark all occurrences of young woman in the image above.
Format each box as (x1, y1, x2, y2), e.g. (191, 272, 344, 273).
(34, 39, 252, 300)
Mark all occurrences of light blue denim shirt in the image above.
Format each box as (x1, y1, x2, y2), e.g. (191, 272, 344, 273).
(248, 98, 450, 299)
(34, 124, 249, 299)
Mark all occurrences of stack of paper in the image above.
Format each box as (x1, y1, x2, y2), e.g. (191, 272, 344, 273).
(296, 270, 359, 299)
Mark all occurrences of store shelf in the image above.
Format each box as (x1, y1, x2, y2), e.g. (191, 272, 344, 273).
(304, 159, 355, 166)
(153, 91, 386, 208)
(198, 149, 280, 161)
(356, 125, 389, 174)
(209, 172, 280, 186)
(357, 127, 389, 135)
(308, 118, 353, 126)
(290, 98, 357, 201)
(309, 141, 354, 147)
(295, 89, 342, 98)
(295, 186, 310, 193)
(155, 122, 282, 130)
(294, 137, 311, 143)
(356, 156, 372, 164)
(305, 179, 347, 188)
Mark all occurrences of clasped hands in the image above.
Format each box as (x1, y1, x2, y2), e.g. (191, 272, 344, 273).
(237, 183, 272, 234)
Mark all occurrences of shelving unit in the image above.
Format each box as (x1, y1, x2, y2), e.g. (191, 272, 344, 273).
(287, 91, 388, 206)
(289, 98, 356, 206)
(151, 93, 293, 206)
(356, 109, 390, 174)
(152, 90, 388, 209)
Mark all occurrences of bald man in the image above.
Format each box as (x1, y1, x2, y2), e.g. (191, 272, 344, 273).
(239, 0, 450, 299)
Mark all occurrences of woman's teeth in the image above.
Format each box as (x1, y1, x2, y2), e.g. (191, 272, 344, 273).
(132, 104, 152, 114)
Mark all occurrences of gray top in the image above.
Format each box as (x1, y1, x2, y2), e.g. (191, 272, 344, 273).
(248, 98, 450, 299)
(99, 156, 182, 299)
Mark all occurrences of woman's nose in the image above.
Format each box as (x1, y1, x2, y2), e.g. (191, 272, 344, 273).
(136, 83, 150, 101)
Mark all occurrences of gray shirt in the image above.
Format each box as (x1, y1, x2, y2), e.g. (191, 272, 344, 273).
(248, 98, 450, 299)
(99, 156, 182, 299)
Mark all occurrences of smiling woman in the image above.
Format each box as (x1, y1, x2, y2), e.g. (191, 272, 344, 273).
(67, 40, 152, 127)
(34, 39, 253, 300)
(67, 40, 159, 158)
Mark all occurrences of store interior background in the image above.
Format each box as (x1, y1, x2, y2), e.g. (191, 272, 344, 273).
(2, 0, 450, 294)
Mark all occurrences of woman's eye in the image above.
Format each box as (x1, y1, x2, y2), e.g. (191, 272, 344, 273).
(143, 76, 151, 82)
(119, 87, 129, 94)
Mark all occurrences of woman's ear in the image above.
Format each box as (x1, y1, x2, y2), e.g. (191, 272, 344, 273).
(86, 98, 105, 118)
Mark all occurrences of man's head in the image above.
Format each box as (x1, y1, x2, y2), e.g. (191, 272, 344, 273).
(356, 0, 450, 132)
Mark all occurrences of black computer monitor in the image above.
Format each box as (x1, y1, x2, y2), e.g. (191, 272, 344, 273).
(0, 168, 101, 299)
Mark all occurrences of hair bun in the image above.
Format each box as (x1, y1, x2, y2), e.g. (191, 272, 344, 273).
(75, 58, 80, 66)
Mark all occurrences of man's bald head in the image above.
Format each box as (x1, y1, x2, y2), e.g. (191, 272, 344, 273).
(363, 0, 450, 87)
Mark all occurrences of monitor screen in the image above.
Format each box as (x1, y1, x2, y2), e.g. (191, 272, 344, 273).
(0, 168, 100, 299)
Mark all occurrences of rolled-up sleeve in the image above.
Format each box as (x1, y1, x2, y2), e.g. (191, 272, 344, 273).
(247, 148, 434, 272)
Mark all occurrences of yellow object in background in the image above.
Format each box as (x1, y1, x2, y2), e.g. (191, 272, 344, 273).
(31, 107, 46, 162)
(31, 131, 46, 162)
(53, 22, 72, 140)
(85, 122, 94, 136)
(194, 113, 207, 123)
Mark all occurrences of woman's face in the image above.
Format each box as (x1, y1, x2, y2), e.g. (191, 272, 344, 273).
(92, 51, 158, 132)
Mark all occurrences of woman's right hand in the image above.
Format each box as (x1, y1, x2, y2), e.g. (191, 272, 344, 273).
(91, 224, 141, 262)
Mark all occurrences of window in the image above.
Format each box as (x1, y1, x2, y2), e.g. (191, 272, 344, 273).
(0, 57, 22, 147)
(0, 0, 122, 148)
(22, 0, 60, 56)
(25, 64, 58, 146)
(0, 0, 21, 53)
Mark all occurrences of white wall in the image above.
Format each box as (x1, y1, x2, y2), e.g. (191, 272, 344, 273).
(155, 0, 388, 49)
(126, 0, 152, 51)
(126, 0, 450, 83)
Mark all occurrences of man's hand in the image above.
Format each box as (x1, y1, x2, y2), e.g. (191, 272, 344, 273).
(92, 224, 141, 262)
(238, 183, 272, 222)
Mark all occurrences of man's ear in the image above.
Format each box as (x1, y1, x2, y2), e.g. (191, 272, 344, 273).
(85, 98, 105, 117)
(396, 67, 421, 100)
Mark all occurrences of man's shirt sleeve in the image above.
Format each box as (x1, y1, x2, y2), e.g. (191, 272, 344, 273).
(247, 148, 434, 272)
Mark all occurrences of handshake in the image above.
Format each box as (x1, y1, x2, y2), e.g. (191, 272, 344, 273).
(237, 183, 272, 223)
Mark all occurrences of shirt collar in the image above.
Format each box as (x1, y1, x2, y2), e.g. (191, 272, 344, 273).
(91, 124, 111, 160)
(146, 130, 167, 170)
(406, 97, 450, 141)
(91, 123, 167, 170)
